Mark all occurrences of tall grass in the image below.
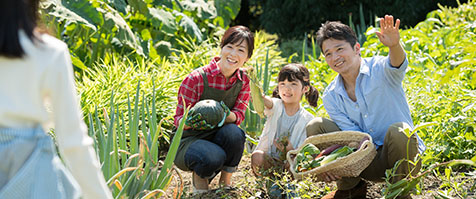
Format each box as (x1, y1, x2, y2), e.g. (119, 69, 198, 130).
(87, 82, 189, 198)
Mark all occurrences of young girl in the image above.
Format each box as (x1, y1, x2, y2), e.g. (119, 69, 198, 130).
(251, 63, 319, 176)
(0, 0, 112, 198)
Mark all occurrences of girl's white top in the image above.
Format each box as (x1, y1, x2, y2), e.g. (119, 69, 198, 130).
(0, 31, 113, 199)
(255, 98, 314, 153)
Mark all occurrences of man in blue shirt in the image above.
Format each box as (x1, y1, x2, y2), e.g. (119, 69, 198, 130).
(306, 15, 425, 198)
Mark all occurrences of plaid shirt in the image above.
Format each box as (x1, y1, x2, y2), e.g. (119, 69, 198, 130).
(174, 57, 250, 127)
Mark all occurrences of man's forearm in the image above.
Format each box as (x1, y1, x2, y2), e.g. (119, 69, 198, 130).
(388, 43, 405, 68)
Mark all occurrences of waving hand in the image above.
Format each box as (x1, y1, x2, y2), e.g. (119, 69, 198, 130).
(376, 15, 401, 48)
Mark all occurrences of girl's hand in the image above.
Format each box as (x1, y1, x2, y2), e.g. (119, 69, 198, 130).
(263, 94, 273, 109)
(376, 15, 401, 48)
(273, 138, 293, 152)
(285, 141, 294, 152)
(273, 138, 285, 152)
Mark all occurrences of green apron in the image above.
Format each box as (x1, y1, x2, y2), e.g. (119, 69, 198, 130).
(174, 68, 244, 171)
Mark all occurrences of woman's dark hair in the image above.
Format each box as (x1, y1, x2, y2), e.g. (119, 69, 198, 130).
(272, 63, 319, 107)
(316, 21, 358, 51)
(220, 25, 254, 58)
(0, 0, 40, 58)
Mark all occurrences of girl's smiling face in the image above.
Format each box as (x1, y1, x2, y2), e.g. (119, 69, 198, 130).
(278, 79, 308, 105)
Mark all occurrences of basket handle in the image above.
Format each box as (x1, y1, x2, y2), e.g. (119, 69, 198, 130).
(360, 139, 371, 150)
(286, 148, 299, 163)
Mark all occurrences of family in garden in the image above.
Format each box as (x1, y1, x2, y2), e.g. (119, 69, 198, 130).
(0, 0, 424, 198)
(172, 15, 425, 199)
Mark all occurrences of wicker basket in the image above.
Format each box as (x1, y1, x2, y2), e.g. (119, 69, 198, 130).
(286, 131, 377, 181)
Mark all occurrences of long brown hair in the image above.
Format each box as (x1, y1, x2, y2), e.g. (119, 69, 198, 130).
(272, 63, 319, 107)
(0, 0, 40, 58)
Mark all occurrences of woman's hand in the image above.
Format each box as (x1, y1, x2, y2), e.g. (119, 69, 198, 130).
(185, 113, 215, 130)
(225, 111, 237, 124)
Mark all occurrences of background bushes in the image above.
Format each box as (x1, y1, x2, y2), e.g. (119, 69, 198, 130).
(233, 0, 467, 40)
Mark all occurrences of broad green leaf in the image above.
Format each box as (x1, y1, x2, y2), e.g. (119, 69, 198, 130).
(149, 7, 178, 35)
(148, 40, 160, 60)
(179, 0, 216, 20)
(103, 5, 144, 56)
(42, 0, 97, 30)
(112, 0, 127, 14)
(214, 0, 240, 27)
(61, 0, 104, 26)
(140, 29, 152, 41)
(128, 0, 149, 14)
(174, 11, 203, 42)
(70, 52, 88, 70)
(213, 16, 225, 28)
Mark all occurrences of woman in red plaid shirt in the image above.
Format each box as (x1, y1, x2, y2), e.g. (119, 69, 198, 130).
(173, 26, 255, 194)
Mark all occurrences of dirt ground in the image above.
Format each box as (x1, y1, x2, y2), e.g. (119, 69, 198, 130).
(165, 154, 476, 199)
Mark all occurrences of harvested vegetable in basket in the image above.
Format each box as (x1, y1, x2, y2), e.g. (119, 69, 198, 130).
(294, 143, 320, 172)
(295, 144, 355, 172)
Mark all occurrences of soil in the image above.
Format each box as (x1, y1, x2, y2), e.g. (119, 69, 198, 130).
(165, 154, 476, 199)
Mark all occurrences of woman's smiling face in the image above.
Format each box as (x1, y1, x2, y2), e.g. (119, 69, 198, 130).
(219, 40, 249, 72)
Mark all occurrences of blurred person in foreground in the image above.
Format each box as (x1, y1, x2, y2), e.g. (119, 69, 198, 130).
(0, 0, 113, 198)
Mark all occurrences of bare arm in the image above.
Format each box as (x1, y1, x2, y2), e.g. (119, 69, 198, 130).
(376, 15, 405, 67)
(263, 94, 273, 109)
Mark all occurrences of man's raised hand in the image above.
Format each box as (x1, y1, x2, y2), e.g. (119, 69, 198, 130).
(376, 15, 401, 48)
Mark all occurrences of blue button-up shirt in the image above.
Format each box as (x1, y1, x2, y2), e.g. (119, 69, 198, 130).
(322, 56, 425, 153)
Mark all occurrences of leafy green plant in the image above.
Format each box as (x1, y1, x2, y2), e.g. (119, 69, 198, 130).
(76, 55, 185, 138)
(383, 159, 475, 199)
(88, 83, 189, 198)
(41, 0, 241, 67)
(348, 3, 377, 45)
(302, 1, 476, 198)
(437, 167, 476, 198)
(381, 122, 475, 198)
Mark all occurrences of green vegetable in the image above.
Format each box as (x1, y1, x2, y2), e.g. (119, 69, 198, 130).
(295, 143, 321, 172)
(247, 68, 265, 118)
(320, 146, 354, 166)
(300, 143, 320, 156)
(310, 156, 325, 168)
(188, 99, 226, 129)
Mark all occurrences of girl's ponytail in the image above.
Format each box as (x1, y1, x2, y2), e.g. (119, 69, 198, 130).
(272, 87, 280, 99)
(305, 85, 319, 107)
